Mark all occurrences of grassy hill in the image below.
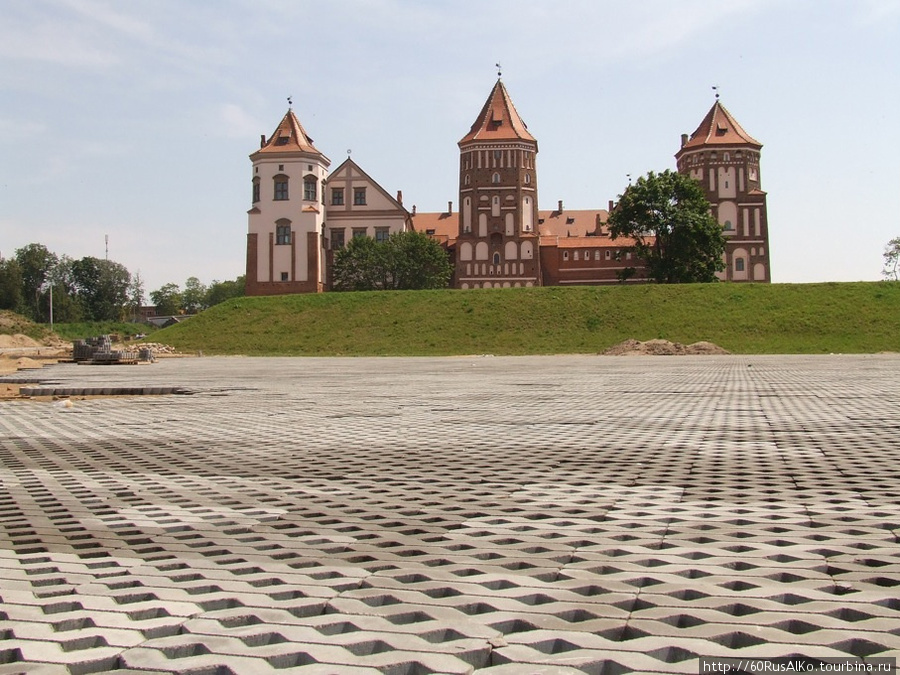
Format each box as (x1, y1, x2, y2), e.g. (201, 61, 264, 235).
(149, 282, 900, 356)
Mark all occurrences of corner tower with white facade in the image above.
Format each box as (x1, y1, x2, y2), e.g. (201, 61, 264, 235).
(246, 108, 331, 295)
(455, 79, 541, 289)
(676, 100, 771, 282)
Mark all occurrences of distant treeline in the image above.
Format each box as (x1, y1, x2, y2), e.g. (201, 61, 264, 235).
(0, 243, 244, 323)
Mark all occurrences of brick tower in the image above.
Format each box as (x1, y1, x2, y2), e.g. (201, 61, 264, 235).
(676, 99, 771, 282)
(455, 79, 541, 289)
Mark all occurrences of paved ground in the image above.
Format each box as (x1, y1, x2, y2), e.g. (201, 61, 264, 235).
(1, 354, 899, 674)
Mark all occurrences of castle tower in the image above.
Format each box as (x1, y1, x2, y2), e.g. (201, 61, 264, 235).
(676, 100, 771, 282)
(246, 107, 331, 295)
(455, 79, 540, 289)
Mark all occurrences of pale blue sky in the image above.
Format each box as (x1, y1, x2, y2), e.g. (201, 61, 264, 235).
(2, 0, 899, 294)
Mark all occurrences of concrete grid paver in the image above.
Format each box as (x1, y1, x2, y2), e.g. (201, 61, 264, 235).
(1, 354, 900, 673)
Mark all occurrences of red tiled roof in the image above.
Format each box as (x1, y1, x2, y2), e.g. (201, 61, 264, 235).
(677, 100, 761, 155)
(537, 209, 609, 238)
(411, 206, 617, 244)
(410, 210, 457, 239)
(254, 109, 323, 156)
(550, 235, 639, 249)
(459, 79, 536, 145)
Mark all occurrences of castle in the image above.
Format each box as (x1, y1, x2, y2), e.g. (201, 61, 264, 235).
(245, 80, 770, 295)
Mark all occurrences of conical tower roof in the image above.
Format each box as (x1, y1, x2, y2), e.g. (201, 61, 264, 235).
(459, 79, 536, 145)
(253, 108, 323, 157)
(677, 100, 761, 157)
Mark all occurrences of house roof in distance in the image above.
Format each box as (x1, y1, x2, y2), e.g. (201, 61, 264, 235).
(677, 100, 762, 155)
(459, 79, 536, 145)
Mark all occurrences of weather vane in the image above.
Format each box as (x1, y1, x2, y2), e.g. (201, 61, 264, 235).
(712, 85, 719, 100)
(496, 62, 502, 78)
(287, 95, 293, 109)
(347, 149, 352, 157)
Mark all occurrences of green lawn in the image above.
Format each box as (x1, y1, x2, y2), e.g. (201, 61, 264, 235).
(148, 282, 900, 356)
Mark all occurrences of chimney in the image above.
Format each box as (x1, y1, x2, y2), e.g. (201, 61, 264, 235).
(396, 190, 403, 205)
(448, 201, 453, 214)
(260, 134, 266, 148)
(681, 133, 688, 148)
(412, 205, 417, 216)
(558, 200, 563, 213)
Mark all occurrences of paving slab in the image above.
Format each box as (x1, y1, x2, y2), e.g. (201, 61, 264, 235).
(2, 354, 900, 673)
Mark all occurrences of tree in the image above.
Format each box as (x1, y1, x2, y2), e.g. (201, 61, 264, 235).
(14, 243, 58, 320)
(43, 256, 82, 323)
(333, 236, 389, 291)
(128, 271, 146, 321)
(182, 276, 208, 314)
(150, 283, 182, 316)
(206, 275, 245, 307)
(333, 231, 451, 291)
(607, 170, 726, 283)
(0, 257, 24, 312)
(387, 230, 453, 290)
(70, 256, 131, 321)
(882, 237, 900, 281)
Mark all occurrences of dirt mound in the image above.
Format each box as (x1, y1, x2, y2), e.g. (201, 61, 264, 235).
(14, 357, 44, 369)
(603, 339, 730, 356)
(0, 333, 42, 348)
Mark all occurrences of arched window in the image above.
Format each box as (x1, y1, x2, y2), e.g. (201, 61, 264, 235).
(492, 173, 501, 184)
(252, 177, 260, 203)
(735, 257, 745, 272)
(493, 252, 500, 265)
(524, 173, 531, 184)
(724, 220, 734, 230)
(273, 175, 289, 201)
(464, 175, 471, 185)
(492, 196, 500, 217)
(303, 176, 317, 201)
(275, 218, 292, 245)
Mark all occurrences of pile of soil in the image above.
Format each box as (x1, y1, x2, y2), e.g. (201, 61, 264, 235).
(603, 339, 730, 356)
(0, 334, 42, 348)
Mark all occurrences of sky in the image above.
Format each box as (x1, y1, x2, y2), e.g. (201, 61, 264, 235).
(2, 0, 899, 295)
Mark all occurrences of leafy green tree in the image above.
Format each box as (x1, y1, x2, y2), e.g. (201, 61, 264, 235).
(127, 271, 146, 321)
(333, 236, 391, 291)
(882, 237, 900, 281)
(205, 275, 245, 307)
(182, 276, 208, 313)
(333, 231, 451, 291)
(41, 256, 82, 323)
(607, 170, 726, 283)
(150, 283, 182, 316)
(0, 257, 24, 312)
(387, 231, 453, 290)
(14, 243, 58, 319)
(70, 256, 131, 321)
